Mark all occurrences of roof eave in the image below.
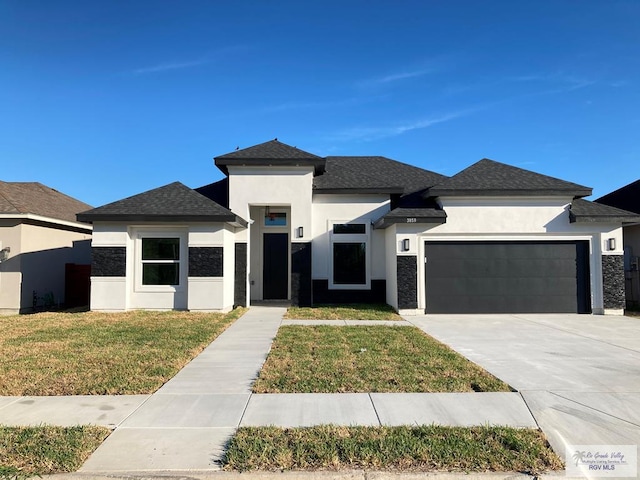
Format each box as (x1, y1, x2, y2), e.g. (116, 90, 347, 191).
(373, 215, 447, 230)
(426, 188, 593, 198)
(1, 213, 92, 231)
(77, 214, 247, 227)
(215, 157, 327, 176)
(314, 187, 405, 195)
(569, 213, 640, 224)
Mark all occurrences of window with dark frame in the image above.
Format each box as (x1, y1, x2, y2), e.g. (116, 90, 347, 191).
(141, 238, 180, 286)
(331, 223, 368, 286)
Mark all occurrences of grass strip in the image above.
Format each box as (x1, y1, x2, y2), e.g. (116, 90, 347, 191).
(285, 304, 402, 321)
(0, 425, 109, 475)
(253, 325, 511, 393)
(223, 425, 563, 473)
(0, 308, 245, 395)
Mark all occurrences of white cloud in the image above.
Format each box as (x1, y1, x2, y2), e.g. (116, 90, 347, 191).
(330, 110, 472, 142)
(133, 59, 209, 75)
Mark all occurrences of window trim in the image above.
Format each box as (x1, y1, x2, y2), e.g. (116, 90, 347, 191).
(328, 220, 371, 290)
(134, 230, 187, 293)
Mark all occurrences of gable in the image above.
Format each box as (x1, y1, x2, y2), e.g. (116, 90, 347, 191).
(426, 159, 592, 198)
(77, 181, 246, 226)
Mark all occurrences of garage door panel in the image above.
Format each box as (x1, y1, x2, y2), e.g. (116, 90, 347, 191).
(425, 241, 590, 314)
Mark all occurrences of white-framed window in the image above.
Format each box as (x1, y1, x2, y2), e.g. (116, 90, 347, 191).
(134, 230, 186, 291)
(329, 221, 370, 290)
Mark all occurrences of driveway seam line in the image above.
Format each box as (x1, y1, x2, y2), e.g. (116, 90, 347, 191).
(549, 391, 640, 428)
(518, 391, 541, 429)
(237, 392, 253, 428)
(511, 314, 640, 354)
(114, 394, 154, 428)
(367, 393, 382, 426)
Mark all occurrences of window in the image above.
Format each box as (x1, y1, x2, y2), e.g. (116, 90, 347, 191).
(265, 212, 287, 226)
(333, 242, 366, 284)
(141, 238, 180, 286)
(330, 222, 370, 289)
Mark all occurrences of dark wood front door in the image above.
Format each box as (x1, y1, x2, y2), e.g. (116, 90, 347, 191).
(263, 233, 289, 299)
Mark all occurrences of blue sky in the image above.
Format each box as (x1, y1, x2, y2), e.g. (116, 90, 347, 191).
(1, 1, 639, 208)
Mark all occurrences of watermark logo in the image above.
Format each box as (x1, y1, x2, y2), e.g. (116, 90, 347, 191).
(566, 445, 637, 477)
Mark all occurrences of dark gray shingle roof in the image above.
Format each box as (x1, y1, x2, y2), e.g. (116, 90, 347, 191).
(595, 179, 640, 214)
(570, 198, 640, 224)
(215, 139, 325, 175)
(314, 156, 446, 195)
(426, 159, 592, 198)
(77, 182, 246, 225)
(0, 181, 92, 224)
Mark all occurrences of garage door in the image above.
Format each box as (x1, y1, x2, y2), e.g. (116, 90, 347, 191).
(424, 241, 591, 314)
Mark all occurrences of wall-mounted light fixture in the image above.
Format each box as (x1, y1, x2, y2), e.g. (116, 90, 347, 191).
(402, 239, 410, 252)
(607, 238, 616, 251)
(297, 226, 304, 238)
(0, 247, 10, 262)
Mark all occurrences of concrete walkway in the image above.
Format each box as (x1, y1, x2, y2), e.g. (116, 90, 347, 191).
(0, 308, 539, 473)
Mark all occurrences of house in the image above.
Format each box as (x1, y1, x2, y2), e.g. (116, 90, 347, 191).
(77, 140, 640, 315)
(0, 181, 93, 314)
(595, 180, 640, 307)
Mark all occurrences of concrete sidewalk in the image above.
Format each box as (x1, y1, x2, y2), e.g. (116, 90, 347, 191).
(0, 309, 540, 473)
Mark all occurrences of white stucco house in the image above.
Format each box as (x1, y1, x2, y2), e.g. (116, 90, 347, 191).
(0, 181, 93, 314)
(78, 140, 640, 315)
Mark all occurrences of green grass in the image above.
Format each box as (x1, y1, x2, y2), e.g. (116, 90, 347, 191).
(285, 304, 402, 321)
(223, 425, 563, 473)
(0, 308, 245, 395)
(0, 425, 110, 476)
(253, 325, 511, 393)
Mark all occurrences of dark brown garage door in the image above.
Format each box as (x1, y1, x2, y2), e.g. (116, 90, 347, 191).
(424, 241, 591, 314)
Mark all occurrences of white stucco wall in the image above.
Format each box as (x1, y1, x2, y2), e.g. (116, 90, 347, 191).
(0, 220, 23, 313)
(311, 194, 390, 283)
(90, 222, 233, 312)
(228, 166, 313, 243)
(391, 197, 623, 314)
(384, 225, 398, 310)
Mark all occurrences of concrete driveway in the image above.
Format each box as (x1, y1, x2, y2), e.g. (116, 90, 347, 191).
(408, 314, 640, 474)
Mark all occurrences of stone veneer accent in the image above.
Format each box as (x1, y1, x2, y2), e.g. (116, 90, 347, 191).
(91, 247, 126, 277)
(312, 279, 386, 304)
(291, 242, 312, 307)
(397, 255, 418, 309)
(602, 254, 625, 309)
(188, 247, 223, 277)
(234, 243, 247, 307)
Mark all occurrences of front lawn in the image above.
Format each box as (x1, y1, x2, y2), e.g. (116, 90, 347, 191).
(0, 308, 245, 395)
(223, 425, 562, 473)
(253, 325, 511, 393)
(0, 425, 109, 476)
(285, 304, 402, 321)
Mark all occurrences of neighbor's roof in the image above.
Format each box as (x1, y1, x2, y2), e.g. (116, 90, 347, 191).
(315, 156, 447, 195)
(0, 181, 92, 224)
(426, 159, 593, 198)
(215, 139, 325, 175)
(569, 198, 640, 224)
(77, 182, 246, 226)
(595, 179, 640, 214)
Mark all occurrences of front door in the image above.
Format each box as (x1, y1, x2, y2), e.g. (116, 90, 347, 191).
(263, 233, 288, 299)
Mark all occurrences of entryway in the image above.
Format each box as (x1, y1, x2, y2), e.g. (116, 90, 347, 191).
(263, 233, 289, 300)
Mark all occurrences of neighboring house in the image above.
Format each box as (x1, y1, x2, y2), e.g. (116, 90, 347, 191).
(595, 180, 640, 307)
(0, 181, 93, 314)
(78, 140, 640, 315)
